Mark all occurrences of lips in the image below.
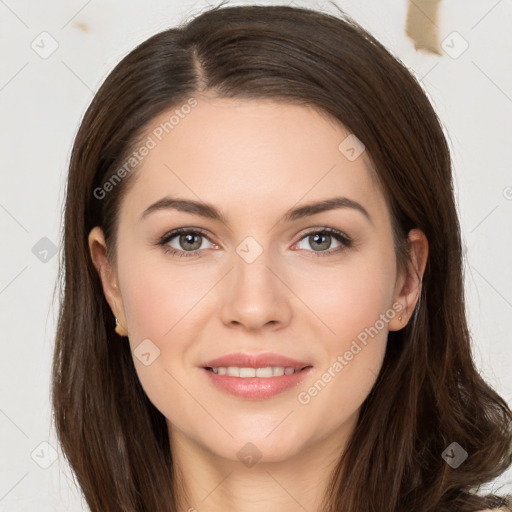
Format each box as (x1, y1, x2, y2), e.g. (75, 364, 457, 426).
(201, 352, 312, 370)
(200, 352, 313, 400)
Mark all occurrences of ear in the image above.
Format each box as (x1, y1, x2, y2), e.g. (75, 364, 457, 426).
(388, 228, 429, 331)
(88, 226, 128, 334)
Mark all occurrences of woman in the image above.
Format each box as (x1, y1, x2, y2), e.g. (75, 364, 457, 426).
(52, 4, 512, 511)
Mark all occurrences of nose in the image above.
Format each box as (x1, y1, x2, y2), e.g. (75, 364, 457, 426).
(219, 245, 293, 331)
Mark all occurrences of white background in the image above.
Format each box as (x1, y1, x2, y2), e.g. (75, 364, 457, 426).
(0, 0, 511, 510)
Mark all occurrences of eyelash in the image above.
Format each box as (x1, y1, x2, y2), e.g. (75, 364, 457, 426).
(157, 227, 353, 258)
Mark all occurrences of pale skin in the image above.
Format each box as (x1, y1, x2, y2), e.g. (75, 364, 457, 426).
(89, 97, 428, 511)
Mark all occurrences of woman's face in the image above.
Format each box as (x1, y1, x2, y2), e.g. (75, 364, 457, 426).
(90, 97, 422, 464)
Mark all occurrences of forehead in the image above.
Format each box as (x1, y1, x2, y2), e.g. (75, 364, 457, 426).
(120, 97, 388, 227)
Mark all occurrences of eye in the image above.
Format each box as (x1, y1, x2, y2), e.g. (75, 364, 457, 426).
(158, 228, 216, 257)
(294, 228, 352, 257)
(157, 226, 352, 258)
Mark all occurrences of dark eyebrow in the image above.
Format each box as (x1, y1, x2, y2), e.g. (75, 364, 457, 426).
(140, 195, 373, 226)
(282, 197, 373, 225)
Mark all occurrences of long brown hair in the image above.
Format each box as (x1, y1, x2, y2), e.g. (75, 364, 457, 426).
(52, 4, 512, 511)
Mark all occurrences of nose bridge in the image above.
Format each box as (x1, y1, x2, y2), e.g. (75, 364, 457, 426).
(219, 234, 291, 329)
(232, 233, 279, 299)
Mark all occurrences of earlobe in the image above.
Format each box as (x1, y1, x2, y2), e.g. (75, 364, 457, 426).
(88, 226, 127, 332)
(389, 229, 428, 331)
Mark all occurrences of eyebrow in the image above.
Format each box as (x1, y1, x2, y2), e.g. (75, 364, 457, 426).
(140, 195, 373, 226)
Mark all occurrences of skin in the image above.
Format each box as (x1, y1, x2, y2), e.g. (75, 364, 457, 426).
(89, 96, 428, 511)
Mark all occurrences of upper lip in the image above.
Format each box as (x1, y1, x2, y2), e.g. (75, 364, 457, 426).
(201, 352, 312, 369)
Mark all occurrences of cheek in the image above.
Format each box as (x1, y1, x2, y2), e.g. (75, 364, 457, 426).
(117, 245, 214, 341)
(294, 277, 392, 434)
(115, 248, 206, 423)
(291, 250, 395, 416)
(293, 249, 397, 347)
(115, 247, 218, 413)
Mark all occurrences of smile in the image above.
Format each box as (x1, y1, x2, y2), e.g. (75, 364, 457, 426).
(206, 366, 305, 377)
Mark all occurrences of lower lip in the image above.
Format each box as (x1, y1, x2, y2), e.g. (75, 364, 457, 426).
(201, 366, 313, 400)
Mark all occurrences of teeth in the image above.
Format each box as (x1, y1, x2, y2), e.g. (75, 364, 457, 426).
(209, 366, 301, 378)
